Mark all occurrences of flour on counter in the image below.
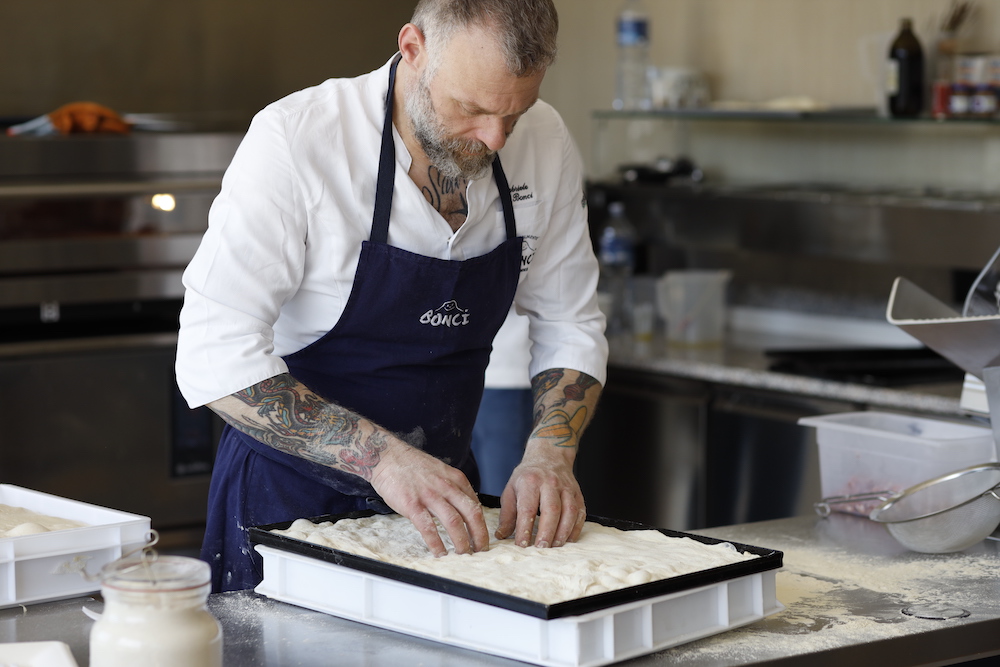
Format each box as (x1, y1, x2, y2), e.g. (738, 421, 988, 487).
(654, 519, 1000, 665)
(271, 507, 758, 604)
(0, 503, 88, 537)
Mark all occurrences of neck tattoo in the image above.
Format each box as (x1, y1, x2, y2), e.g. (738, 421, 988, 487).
(421, 165, 469, 224)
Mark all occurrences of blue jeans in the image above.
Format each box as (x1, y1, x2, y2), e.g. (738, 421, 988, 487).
(470, 388, 533, 496)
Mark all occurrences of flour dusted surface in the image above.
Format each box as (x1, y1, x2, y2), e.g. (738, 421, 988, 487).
(0, 503, 87, 537)
(272, 507, 758, 604)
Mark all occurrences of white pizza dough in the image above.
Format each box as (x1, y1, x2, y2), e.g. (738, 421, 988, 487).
(0, 503, 88, 537)
(273, 506, 758, 604)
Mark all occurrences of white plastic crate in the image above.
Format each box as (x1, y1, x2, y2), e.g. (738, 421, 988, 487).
(254, 544, 783, 667)
(799, 411, 997, 515)
(0, 485, 150, 608)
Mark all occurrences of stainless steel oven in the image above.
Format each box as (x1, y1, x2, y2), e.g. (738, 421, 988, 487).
(0, 131, 241, 551)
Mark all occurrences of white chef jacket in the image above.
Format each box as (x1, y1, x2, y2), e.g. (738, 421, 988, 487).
(176, 56, 608, 408)
(483, 306, 532, 389)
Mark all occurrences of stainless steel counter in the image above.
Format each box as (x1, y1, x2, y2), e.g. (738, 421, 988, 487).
(4, 515, 998, 666)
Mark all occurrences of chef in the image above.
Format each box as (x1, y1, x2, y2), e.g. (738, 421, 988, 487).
(176, 0, 608, 592)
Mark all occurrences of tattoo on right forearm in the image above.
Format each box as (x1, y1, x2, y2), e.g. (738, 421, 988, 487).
(218, 373, 388, 481)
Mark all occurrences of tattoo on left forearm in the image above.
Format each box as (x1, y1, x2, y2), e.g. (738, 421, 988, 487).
(530, 368, 564, 419)
(556, 374, 599, 406)
(534, 406, 589, 447)
(529, 370, 600, 448)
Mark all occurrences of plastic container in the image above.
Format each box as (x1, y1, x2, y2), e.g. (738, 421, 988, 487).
(249, 507, 783, 667)
(799, 411, 997, 516)
(0, 485, 150, 608)
(656, 270, 731, 346)
(90, 555, 222, 667)
(254, 545, 780, 667)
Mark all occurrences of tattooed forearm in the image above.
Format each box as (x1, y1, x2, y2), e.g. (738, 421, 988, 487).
(529, 370, 602, 449)
(534, 406, 589, 447)
(530, 368, 564, 419)
(555, 374, 600, 407)
(212, 373, 388, 481)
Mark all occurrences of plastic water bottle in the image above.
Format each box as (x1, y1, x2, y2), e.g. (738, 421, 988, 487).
(613, 0, 651, 111)
(598, 202, 638, 336)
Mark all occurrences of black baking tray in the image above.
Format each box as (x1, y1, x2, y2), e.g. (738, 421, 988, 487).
(248, 496, 783, 620)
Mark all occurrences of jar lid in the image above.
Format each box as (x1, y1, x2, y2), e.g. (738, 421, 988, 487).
(100, 555, 211, 592)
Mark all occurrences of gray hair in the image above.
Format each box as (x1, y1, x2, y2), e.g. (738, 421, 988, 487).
(411, 0, 558, 77)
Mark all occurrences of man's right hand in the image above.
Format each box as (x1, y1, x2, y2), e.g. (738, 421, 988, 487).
(209, 373, 489, 558)
(369, 443, 490, 557)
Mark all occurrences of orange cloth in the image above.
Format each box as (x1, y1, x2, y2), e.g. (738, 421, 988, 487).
(47, 102, 131, 134)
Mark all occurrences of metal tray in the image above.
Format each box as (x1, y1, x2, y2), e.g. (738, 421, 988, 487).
(248, 496, 783, 620)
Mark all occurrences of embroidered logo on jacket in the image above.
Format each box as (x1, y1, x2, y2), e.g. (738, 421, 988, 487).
(420, 300, 471, 327)
(510, 182, 535, 203)
(521, 237, 537, 272)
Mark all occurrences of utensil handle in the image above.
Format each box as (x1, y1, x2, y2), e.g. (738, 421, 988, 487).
(814, 491, 894, 517)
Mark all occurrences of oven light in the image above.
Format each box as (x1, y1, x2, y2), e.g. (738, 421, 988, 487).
(151, 193, 176, 212)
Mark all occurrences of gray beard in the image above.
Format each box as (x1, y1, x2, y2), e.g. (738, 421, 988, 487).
(405, 73, 495, 181)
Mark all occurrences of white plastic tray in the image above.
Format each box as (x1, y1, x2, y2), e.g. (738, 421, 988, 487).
(0, 641, 78, 666)
(0, 485, 150, 608)
(254, 543, 783, 667)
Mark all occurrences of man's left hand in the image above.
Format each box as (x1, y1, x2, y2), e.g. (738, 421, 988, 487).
(495, 369, 602, 548)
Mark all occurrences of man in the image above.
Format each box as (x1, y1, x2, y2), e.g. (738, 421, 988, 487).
(176, 0, 607, 593)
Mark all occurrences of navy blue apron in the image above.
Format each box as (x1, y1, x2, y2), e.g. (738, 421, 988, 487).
(201, 56, 523, 592)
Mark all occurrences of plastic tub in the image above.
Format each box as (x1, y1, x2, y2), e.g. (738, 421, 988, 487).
(249, 506, 784, 667)
(0, 485, 150, 607)
(799, 411, 997, 516)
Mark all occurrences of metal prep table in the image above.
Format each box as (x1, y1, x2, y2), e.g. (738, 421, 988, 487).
(2, 514, 998, 666)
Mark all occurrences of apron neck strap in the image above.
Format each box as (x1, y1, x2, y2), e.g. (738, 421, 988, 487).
(371, 54, 518, 245)
(491, 154, 517, 240)
(371, 55, 401, 245)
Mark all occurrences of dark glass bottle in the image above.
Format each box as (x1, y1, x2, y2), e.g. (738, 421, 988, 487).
(887, 18, 925, 118)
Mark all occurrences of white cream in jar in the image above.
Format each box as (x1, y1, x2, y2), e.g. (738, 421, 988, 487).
(90, 555, 222, 667)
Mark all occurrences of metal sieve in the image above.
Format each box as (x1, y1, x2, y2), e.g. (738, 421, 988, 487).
(868, 463, 1000, 553)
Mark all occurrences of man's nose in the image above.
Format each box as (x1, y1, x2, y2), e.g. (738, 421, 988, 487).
(474, 117, 511, 152)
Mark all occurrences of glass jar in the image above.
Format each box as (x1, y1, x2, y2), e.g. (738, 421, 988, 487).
(90, 555, 222, 667)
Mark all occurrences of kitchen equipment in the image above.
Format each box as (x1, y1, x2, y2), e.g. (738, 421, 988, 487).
(886, 276, 1000, 382)
(869, 463, 1000, 553)
(248, 500, 784, 667)
(656, 270, 731, 346)
(799, 411, 996, 516)
(886, 275, 1000, 463)
(0, 131, 237, 551)
(766, 346, 964, 386)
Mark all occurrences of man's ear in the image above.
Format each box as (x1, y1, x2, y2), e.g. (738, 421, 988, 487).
(398, 23, 428, 70)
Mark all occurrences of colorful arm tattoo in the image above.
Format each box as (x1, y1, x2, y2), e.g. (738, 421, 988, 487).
(529, 370, 599, 448)
(220, 373, 388, 481)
